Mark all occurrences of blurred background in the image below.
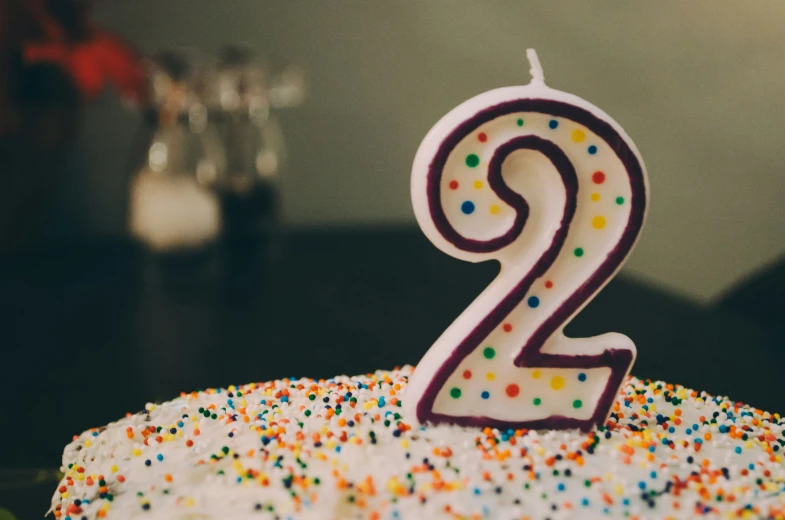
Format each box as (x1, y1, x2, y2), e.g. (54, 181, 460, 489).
(9, 1, 785, 301)
(1, 1, 784, 515)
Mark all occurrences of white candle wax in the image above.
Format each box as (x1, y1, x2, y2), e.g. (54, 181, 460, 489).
(406, 50, 649, 432)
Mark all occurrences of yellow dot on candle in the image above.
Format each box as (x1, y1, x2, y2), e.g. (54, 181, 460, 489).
(532, 370, 541, 379)
(486, 372, 496, 381)
(592, 216, 607, 229)
(572, 129, 586, 143)
(550, 376, 565, 390)
(489, 204, 501, 215)
(473, 180, 483, 189)
(591, 193, 600, 202)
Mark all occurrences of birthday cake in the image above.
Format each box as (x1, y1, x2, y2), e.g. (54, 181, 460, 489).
(50, 366, 785, 519)
(50, 51, 784, 519)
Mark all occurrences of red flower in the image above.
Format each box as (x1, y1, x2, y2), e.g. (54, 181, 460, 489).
(24, 30, 148, 102)
(15, 0, 148, 103)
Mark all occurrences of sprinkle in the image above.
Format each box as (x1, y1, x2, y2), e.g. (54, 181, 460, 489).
(49, 367, 784, 518)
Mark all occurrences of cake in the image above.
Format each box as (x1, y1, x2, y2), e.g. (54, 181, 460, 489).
(50, 366, 785, 519)
(50, 50, 782, 520)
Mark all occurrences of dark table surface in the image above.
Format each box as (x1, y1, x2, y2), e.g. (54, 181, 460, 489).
(1, 228, 783, 517)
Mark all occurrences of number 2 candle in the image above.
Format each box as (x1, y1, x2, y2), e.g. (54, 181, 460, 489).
(406, 50, 649, 432)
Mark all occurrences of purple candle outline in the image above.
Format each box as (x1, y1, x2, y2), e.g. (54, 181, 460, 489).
(415, 98, 646, 432)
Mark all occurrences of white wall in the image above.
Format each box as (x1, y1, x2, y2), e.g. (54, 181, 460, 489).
(78, 1, 785, 302)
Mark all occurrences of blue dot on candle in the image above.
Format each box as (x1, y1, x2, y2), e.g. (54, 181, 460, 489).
(588, 145, 598, 155)
(481, 390, 490, 399)
(578, 373, 587, 382)
(527, 296, 540, 308)
(461, 201, 475, 214)
(548, 119, 559, 129)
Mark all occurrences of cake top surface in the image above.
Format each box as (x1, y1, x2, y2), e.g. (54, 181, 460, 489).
(51, 366, 785, 519)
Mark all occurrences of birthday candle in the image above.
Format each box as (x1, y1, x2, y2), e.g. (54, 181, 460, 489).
(406, 50, 649, 431)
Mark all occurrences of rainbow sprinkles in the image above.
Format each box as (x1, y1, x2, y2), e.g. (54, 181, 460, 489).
(405, 49, 647, 432)
(50, 367, 785, 519)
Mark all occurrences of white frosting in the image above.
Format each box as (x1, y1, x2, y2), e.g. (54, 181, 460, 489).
(51, 367, 785, 519)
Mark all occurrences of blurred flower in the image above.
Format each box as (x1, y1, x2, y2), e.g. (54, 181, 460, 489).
(4, 0, 148, 103)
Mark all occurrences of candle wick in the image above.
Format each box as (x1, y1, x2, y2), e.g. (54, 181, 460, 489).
(526, 48, 545, 85)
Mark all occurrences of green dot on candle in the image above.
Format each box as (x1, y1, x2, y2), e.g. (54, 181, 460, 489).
(573, 399, 583, 409)
(574, 247, 584, 257)
(616, 196, 625, 205)
(517, 118, 524, 127)
(450, 387, 462, 399)
(465, 154, 480, 168)
(533, 398, 542, 406)
(483, 347, 495, 359)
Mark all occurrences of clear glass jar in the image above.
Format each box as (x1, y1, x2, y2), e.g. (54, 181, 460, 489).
(128, 50, 226, 256)
(199, 46, 304, 244)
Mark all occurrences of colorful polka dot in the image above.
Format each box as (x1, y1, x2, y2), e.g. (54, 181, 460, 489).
(544, 281, 553, 289)
(578, 373, 587, 382)
(450, 387, 461, 399)
(461, 201, 475, 214)
(533, 397, 542, 406)
(516, 118, 524, 127)
(449, 180, 459, 190)
(591, 216, 606, 229)
(588, 145, 597, 155)
(527, 296, 540, 308)
(574, 247, 584, 257)
(590, 193, 600, 202)
(489, 204, 501, 215)
(465, 154, 480, 168)
(532, 370, 541, 380)
(505, 384, 520, 398)
(502, 323, 513, 333)
(592, 171, 606, 184)
(616, 196, 625, 205)
(483, 347, 495, 360)
(477, 132, 488, 143)
(462, 370, 472, 380)
(485, 372, 496, 382)
(550, 376, 565, 390)
(573, 399, 583, 409)
(480, 391, 490, 400)
(473, 180, 483, 189)
(571, 129, 586, 143)
(548, 120, 559, 129)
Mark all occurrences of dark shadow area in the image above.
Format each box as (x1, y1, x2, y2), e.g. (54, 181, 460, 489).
(3, 229, 783, 471)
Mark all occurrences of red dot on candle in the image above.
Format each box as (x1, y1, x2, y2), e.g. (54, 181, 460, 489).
(502, 323, 512, 333)
(478, 132, 488, 143)
(592, 171, 606, 184)
(462, 370, 472, 380)
(545, 281, 553, 289)
(449, 180, 459, 190)
(505, 384, 520, 398)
